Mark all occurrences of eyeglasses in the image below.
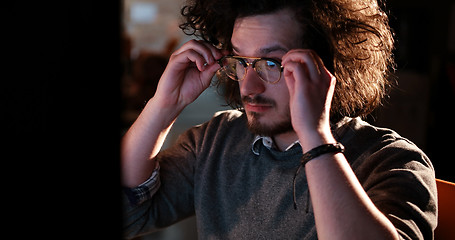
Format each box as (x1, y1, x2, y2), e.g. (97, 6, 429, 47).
(217, 55, 284, 84)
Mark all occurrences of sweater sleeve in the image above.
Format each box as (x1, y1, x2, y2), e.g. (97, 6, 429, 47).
(122, 121, 205, 239)
(354, 137, 438, 240)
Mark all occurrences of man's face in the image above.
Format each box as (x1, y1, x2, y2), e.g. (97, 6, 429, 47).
(231, 8, 302, 136)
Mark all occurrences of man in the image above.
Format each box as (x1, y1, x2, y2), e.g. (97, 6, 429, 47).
(122, 0, 437, 239)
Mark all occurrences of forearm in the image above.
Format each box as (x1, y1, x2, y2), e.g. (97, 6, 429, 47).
(121, 98, 182, 187)
(121, 40, 222, 187)
(302, 135, 399, 240)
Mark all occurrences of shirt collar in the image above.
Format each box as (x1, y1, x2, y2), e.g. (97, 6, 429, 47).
(252, 135, 301, 155)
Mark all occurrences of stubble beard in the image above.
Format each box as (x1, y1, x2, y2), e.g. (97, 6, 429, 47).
(246, 111, 293, 136)
(243, 95, 294, 136)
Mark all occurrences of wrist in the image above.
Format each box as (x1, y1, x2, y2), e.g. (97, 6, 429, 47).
(301, 142, 345, 165)
(297, 128, 336, 153)
(142, 97, 183, 128)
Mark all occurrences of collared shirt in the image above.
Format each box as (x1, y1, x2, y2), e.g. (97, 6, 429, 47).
(123, 165, 161, 206)
(251, 135, 301, 155)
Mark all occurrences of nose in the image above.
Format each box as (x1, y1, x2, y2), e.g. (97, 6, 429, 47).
(239, 66, 266, 97)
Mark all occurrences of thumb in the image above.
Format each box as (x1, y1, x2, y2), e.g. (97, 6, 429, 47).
(200, 62, 221, 85)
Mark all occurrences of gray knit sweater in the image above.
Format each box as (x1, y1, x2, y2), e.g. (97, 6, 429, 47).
(123, 110, 437, 239)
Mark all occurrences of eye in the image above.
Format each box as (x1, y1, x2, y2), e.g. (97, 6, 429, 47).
(265, 60, 279, 70)
(267, 61, 277, 67)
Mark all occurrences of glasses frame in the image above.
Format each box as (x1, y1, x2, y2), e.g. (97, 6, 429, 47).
(217, 55, 284, 84)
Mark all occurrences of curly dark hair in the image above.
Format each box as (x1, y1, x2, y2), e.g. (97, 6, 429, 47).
(180, 0, 395, 120)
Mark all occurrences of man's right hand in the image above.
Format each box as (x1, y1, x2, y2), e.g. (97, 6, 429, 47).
(121, 40, 223, 187)
(153, 39, 223, 113)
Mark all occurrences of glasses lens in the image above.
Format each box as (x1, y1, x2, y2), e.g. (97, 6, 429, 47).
(255, 59, 281, 83)
(220, 57, 245, 81)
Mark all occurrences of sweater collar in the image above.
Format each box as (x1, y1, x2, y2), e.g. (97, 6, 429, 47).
(250, 116, 355, 155)
(251, 135, 301, 155)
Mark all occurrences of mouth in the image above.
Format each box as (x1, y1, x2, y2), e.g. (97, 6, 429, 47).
(242, 95, 275, 113)
(244, 102, 273, 113)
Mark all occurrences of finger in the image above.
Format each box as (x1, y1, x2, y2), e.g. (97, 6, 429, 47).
(282, 50, 322, 82)
(174, 40, 222, 65)
(284, 56, 337, 108)
(282, 50, 320, 80)
(200, 62, 221, 83)
(172, 49, 208, 72)
(283, 59, 312, 85)
(283, 66, 296, 96)
(283, 62, 312, 105)
(198, 40, 224, 61)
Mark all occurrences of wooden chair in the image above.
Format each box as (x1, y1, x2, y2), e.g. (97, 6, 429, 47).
(434, 179, 455, 240)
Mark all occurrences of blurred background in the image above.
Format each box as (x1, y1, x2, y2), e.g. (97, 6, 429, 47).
(120, 0, 454, 239)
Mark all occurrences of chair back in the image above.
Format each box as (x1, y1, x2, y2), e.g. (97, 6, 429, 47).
(435, 179, 455, 240)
